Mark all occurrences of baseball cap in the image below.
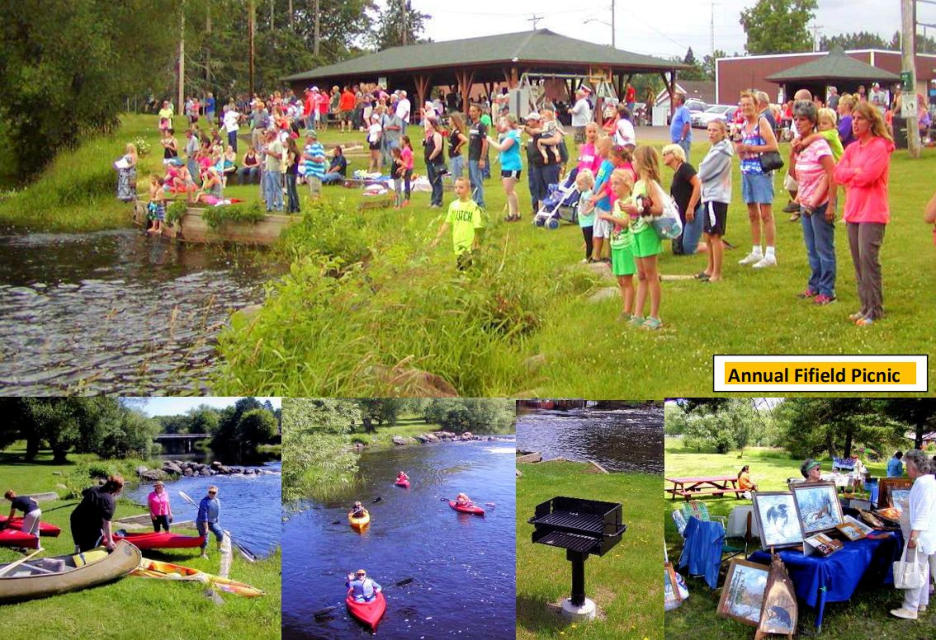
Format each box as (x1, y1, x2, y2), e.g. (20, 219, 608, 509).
(525, 111, 541, 121)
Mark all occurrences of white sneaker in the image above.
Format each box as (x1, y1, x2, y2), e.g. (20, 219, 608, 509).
(753, 255, 777, 268)
(890, 607, 918, 620)
(738, 252, 762, 265)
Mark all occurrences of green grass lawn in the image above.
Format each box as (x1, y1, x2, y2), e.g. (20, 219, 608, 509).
(663, 437, 936, 638)
(5, 113, 936, 397)
(0, 448, 280, 640)
(517, 461, 663, 640)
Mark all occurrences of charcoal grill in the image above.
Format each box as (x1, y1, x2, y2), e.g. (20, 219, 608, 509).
(528, 496, 626, 610)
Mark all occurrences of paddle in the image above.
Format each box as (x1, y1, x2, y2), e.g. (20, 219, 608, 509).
(178, 490, 256, 563)
(0, 548, 42, 578)
(313, 576, 414, 619)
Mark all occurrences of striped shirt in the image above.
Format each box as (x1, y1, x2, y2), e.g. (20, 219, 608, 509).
(304, 142, 326, 179)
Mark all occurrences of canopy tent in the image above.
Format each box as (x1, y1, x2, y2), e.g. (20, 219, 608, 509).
(765, 48, 900, 103)
(284, 29, 687, 117)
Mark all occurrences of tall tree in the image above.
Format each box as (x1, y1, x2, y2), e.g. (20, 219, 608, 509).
(879, 399, 936, 450)
(740, 0, 817, 55)
(370, 0, 431, 50)
(0, 0, 181, 179)
(683, 47, 697, 66)
(776, 399, 906, 459)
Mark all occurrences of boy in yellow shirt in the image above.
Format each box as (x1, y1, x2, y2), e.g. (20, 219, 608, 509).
(431, 177, 484, 269)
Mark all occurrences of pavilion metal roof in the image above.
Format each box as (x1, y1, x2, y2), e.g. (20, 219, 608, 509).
(765, 49, 900, 84)
(284, 29, 685, 83)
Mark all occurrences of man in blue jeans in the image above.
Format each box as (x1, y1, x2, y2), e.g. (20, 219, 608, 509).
(467, 104, 488, 209)
(196, 485, 224, 559)
(670, 92, 692, 160)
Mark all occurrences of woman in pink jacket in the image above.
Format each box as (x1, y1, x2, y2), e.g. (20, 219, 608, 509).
(148, 481, 173, 532)
(833, 102, 895, 326)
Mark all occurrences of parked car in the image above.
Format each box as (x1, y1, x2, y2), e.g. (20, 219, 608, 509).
(691, 104, 739, 129)
(667, 98, 708, 125)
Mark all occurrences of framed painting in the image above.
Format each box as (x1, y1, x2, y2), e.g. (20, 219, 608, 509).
(878, 477, 912, 510)
(752, 492, 802, 550)
(792, 482, 844, 536)
(717, 558, 770, 627)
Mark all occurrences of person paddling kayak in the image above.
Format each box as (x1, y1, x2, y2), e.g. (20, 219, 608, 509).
(455, 493, 473, 508)
(396, 471, 409, 483)
(346, 569, 382, 603)
(349, 501, 367, 519)
(196, 485, 223, 559)
(3, 490, 42, 548)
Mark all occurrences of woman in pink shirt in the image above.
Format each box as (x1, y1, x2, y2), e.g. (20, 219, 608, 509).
(833, 102, 895, 326)
(148, 481, 173, 532)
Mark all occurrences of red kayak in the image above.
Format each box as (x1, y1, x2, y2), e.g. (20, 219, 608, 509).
(394, 478, 410, 489)
(449, 500, 485, 516)
(114, 531, 206, 550)
(346, 589, 387, 631)
(0, 515, 61, 537)
(0, 528, 40, 548)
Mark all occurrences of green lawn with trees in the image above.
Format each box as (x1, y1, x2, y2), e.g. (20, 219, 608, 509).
(663, 398, 936, 638)
(282, 398, 515, 502)
(517, 461, 662, 640)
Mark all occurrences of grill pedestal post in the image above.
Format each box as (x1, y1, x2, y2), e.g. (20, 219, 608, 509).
(568, 549, 586, 606)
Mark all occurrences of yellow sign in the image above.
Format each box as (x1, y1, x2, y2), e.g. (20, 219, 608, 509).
(713, 355, 927, 392)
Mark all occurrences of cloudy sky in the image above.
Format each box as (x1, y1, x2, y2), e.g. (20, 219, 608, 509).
(407, 0, 930, 60)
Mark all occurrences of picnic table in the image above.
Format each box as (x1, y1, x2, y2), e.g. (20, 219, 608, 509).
(665, 475, 745, 500)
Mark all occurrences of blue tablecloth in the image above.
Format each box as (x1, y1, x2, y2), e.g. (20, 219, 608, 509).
(749, 531, 900, 628)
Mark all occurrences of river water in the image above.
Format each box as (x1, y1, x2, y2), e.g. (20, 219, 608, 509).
(282, 439, 516, 640)
(125, 460, 281, 558)
(516, 404, 664, 473)
(0, 229, 277, 395)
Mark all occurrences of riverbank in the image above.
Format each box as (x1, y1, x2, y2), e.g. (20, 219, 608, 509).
(348, 416, 513, 451)
(0, 450, 281, 640)
(663, 439, 934, 638)
(516, 461, 663, 640)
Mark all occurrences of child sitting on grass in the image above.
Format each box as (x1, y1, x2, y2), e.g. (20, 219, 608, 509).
(575, 168, 596, 263)
(430, 176, 484, 270)
(599, 169, 637, 320)
(147, 175, 166, 235)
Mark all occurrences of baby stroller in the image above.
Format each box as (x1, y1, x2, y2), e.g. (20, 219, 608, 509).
(533, 167, 581, 229)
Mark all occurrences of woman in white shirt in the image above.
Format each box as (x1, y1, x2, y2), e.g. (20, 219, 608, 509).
(891, 449, 936, 620)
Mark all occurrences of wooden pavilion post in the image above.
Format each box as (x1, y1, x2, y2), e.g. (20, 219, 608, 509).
(413, 73, 432, 121)
(455, 69, 475, 114)
(661, 70, 676, 117)
(509, 66, 519, 89)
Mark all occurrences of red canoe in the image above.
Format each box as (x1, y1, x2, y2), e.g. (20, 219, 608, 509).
(346, 589, 386, 631)
(0, 528, 40, 548)
(114, 531, 206, 550)
(394, 479, 410, 489)
(0, 516, 61, 537)
(449, 500, 485, 516)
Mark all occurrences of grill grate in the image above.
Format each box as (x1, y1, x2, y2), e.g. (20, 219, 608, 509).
(533, 529, 600, 553)
(529, 511, 604, 534)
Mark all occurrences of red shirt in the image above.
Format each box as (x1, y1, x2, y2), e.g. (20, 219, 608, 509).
(339, 90, 355, 111)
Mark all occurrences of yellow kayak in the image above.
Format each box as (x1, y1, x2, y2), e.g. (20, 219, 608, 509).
(348, 510, 370, 531)
(132, 558, 264, 597)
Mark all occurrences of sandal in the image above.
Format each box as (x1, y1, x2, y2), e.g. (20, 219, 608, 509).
(695, 272, 711, 281)
(641, 317, 663, 330)
(628, 315, 645, 327)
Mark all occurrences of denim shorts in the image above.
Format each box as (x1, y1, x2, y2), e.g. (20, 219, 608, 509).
(741, 171, 774, 204)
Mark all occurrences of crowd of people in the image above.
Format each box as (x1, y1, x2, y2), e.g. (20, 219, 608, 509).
(124, 78, 936, 328)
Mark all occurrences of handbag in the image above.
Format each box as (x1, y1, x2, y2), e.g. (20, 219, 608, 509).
(893, 543, 925, 590)
(759, 150, 784, 173)
(649, 182, 684, 240)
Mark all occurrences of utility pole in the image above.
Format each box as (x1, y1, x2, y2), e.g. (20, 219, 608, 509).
(178, 0, 185, 111)
(809, 22, 823, 52)
(901, 0, 921, 156)
(710, 2, 716, 57)
(248, 0, 255, 96)
(528, 14, 542, 30)
(313, 0, 320, 56)
(288, 0, 293, 29)
(610, 1, 616, 49)
(402, 0, 409, 46)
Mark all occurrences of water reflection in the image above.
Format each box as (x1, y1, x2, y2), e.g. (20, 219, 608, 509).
(516, 404, 664, 473)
